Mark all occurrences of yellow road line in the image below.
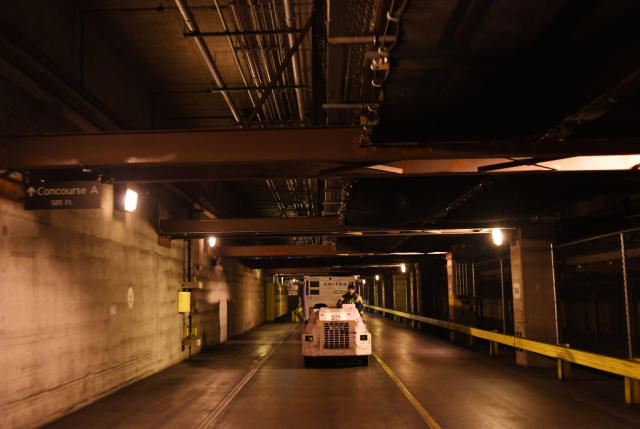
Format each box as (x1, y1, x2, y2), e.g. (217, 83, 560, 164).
(373, 353, 442, 429)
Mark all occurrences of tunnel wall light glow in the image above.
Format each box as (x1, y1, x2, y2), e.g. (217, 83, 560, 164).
(124, 189, 138, 212)
(400, 263, 407, 273)
(375, 274, 380, 281)
(492, 228, 503, 246)
(208, 236, 217, 247)
(362, 279, 366, 285)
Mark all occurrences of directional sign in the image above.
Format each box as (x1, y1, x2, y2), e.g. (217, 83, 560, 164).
(24, 181, 103, 210)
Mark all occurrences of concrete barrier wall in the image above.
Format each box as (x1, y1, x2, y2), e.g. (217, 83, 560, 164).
(0, 186, 265, 428)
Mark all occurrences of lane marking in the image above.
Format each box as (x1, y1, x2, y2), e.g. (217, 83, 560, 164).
(373, 353, 442, 429)
(196, 325, 296, 428)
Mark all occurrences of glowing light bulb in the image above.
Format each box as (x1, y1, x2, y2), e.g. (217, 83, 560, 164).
(492, 228, 503, 246)
(400, 263, 407, 273)
(208, 236, 217, 247)
(124, 189, 138, 212)
(375, 274, 380, 281)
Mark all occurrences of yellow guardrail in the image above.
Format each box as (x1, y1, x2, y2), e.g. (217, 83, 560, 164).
(364, 304, 640, 382)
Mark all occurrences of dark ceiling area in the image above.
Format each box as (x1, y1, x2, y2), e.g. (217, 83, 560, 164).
(2, 0, 640, 274)
(375, 0, 640, 142)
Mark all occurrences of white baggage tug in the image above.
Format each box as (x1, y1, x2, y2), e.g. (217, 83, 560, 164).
(300, 276, 372, 366)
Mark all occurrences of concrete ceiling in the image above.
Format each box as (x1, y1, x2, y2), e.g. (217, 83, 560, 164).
(3, 0, 640, 271)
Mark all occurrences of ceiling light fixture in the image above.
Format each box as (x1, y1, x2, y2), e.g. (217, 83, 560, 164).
(492, 228, 503, 246)
(124, 189, 138, 212)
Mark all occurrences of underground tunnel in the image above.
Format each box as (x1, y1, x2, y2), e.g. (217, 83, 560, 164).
(2, 1, 640, 428)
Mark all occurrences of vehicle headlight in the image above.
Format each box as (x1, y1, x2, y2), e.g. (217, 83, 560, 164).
(305, 335, 313, 342)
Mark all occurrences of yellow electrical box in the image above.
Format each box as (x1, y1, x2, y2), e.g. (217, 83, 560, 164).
(178, 291, 191, 313)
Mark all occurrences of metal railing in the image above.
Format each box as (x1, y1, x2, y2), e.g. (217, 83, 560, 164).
(364, 304, 640, 404)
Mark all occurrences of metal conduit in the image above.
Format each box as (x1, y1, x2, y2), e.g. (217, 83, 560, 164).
(173, 0, 240, 123)
(283, 0, 305, 121)
(247, 0, 283, 121)
(264, 0, 294, 119)
(212, 0, 262, 123)
(228, 0, 275, 121)
(328, 35, 398, 44)
(269, 0, 296, 118)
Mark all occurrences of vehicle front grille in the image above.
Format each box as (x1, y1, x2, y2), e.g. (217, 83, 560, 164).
(323, 322, 350, 349)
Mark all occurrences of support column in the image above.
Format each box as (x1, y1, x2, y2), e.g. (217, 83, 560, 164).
(414, 263, 422, 328)
(373, 280, 378, 307)
(510, 231, 557, 367)
(446, 253, 456, 342)
(393, 274, 408, 323)
(381, 278, 386, 315)
(409, 271, 415, 327)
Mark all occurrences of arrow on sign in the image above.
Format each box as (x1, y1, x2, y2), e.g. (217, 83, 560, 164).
(26, 187, 36, 197)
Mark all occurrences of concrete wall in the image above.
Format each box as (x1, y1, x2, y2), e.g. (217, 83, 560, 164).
(0, 186, 265, 428)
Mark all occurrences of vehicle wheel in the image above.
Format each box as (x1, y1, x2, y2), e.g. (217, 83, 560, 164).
(304, 356, 314, 368)
(359, 356, 369, 366)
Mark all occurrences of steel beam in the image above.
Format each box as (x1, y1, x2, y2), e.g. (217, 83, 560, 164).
(159, 217, 499, 237)
(4, 127, 640, 171)
(184, 29, 300, 37)
(161, 216, 341, 236)
(327, 35, 397, 44)
(214, 245, 337, 257)
(213, 245, 431, 257)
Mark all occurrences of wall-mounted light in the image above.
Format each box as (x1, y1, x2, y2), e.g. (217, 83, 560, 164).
(208, 236, 217, 248)
(400, 263, 407, 273)
(362, 279, 366, 285)
(492, 228, 503, 246)
(375, 274, 380, 281)
(124, 188, 138, 212)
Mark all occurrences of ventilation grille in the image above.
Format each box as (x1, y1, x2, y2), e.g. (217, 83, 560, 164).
(323, 322, 350, 349)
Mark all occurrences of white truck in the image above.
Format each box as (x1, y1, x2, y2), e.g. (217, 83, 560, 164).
(301, 276, 354, 321)
(301, 303, 372, 366)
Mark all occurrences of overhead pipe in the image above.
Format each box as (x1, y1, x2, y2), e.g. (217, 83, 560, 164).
(269, 0, 297, 118)
(283, 0, 305, 121)
(322, 103, 380, 109)
(328, 35, 398, 45)
(228, 0, 275, 121)
(260, 0, 294, 120)
(244, 12, 314, 127)
(173, 0, 240, 123)
(212, 0, 262, 123)
(247, 0, 283, 121)
(184, 29, 300, 37)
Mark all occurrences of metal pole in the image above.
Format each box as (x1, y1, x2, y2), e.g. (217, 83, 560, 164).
(328, 35, 397, 44)
(499, 259, 507, 334)
(472, 262, 478, 326)
(185, 29, 301, 37)
(283, 0, 306, 121)
(621, 233, 634, 359)
(247, 0, 283, 121)
(173, 0, 240, 123)
(322, 103, 380, 109)
(550, 243, 561, 345)
(244, 13, 313, 127)
(212, 0, 262, 122)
